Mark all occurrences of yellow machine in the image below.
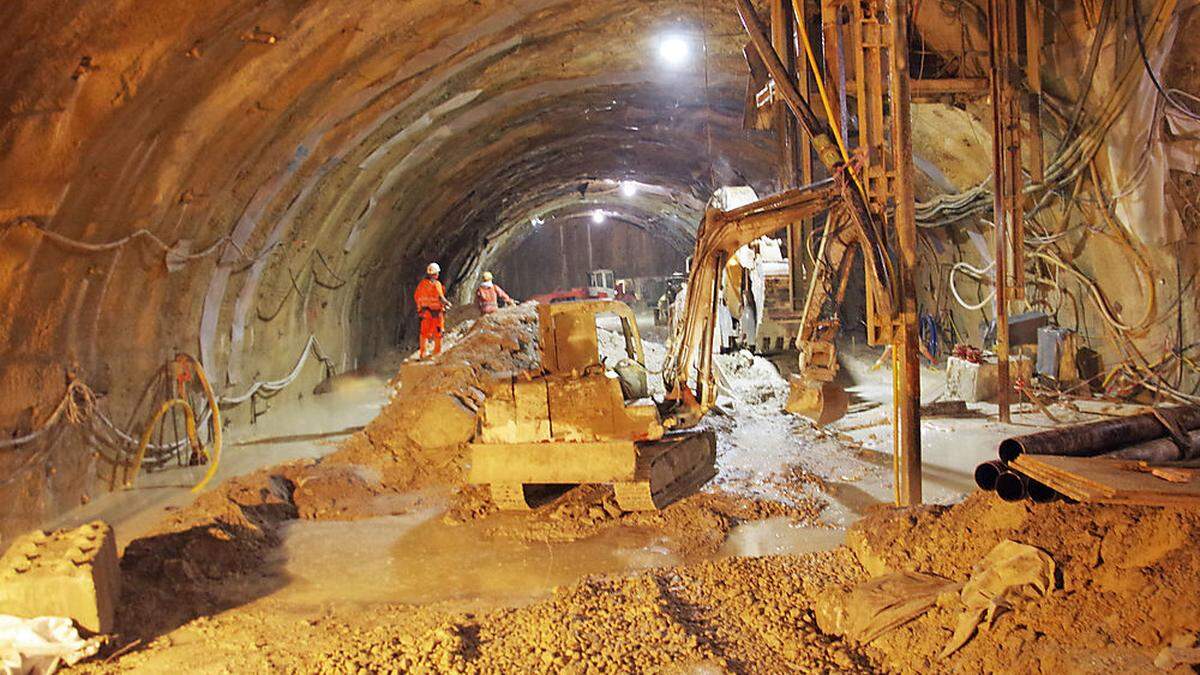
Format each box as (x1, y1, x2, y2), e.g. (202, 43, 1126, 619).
(662, 179, 856, 427)
(468, 300, 716, 511)
(468, 181, 848, 511)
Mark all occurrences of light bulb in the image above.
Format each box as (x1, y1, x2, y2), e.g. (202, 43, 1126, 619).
(658, 34, 690, 67)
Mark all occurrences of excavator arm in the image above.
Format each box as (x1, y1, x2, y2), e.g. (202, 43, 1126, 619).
(662, 178, 843, 427)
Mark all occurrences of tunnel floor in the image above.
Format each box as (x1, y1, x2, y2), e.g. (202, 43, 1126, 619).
(53, 306, 1190, 674)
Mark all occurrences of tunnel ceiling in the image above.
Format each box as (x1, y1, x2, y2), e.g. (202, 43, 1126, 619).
(5, 0, 1183, 407)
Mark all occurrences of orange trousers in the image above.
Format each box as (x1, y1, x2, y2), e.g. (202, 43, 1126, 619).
(419, 309, 445, 357)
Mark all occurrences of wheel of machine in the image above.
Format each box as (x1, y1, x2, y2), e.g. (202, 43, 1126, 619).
(490, 483, 532, 510)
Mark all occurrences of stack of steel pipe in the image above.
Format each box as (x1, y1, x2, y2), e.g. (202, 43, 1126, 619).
(975, 405, 1200, 503)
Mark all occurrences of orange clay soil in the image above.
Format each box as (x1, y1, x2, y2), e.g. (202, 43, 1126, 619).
(96, 461, 1200, 673)
(843, 491, 1200, 674)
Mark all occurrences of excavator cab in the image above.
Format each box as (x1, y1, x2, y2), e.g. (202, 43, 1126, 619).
(596, 309, 650, 401)
(467, 299, 716, 511)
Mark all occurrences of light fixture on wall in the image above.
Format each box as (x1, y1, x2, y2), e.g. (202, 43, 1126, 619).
(620, 181, 637, 198)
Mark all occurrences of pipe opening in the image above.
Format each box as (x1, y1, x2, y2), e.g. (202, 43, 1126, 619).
(994, 470, 1028, 502)
(997, 438, 1024, 463)
(974, 460, 1005, 491)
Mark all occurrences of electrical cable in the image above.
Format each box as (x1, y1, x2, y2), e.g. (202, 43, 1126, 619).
(949, 259, 996, 311)
(0, 380, 96, 449)
(792, 0, 868, 204)
(1132, 0, 1200, 121)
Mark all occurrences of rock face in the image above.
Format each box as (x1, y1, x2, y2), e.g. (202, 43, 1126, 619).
(0, 521, 120, 634)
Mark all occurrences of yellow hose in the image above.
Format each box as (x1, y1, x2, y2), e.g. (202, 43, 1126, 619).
(792, 0, 869, 202)
(183, 355, 223, 493)
(125, 398, 202, 488)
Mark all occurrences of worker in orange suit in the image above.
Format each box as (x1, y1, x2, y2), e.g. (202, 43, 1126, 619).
(475, 271, 516, 315)
(414, 262, 451, 359)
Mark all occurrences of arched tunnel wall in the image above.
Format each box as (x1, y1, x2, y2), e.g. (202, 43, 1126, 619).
(3, 0, 1200, 544)
(491, 217, 690, 300)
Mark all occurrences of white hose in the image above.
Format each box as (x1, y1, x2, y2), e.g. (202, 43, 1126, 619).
(949, 260, 996, 311)
(218, 335, 333, 405)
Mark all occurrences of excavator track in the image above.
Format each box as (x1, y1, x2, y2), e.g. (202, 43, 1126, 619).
(614, 430, 717, 511)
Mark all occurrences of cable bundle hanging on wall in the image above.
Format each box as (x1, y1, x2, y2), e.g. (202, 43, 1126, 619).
(1, 335, 334, 494)
(3, 216, 281, 269)
(912, 0, 1181, 229)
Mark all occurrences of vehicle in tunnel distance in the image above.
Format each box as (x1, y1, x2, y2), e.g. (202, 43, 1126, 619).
(527, 268, 618, 304)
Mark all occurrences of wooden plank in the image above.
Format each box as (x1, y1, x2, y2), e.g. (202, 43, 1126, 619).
(1011, 456, 1110, 501)
(910, 77, 990, 97)
(1012, 455, 1200, 506)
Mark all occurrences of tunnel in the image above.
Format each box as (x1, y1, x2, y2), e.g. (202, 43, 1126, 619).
(3, 0, 1200, 671)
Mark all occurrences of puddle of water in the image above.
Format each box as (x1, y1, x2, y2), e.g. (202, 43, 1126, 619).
(274, 511, 679, 609)
(718, 517, 846, 558)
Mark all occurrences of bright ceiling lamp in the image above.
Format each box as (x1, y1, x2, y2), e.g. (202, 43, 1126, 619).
(591, 210, 606, 224)
(620, 181, 637, 198)
(658, 34, 690, 67)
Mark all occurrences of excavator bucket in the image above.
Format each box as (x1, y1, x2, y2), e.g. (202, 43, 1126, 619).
(785, 376, 849, 426)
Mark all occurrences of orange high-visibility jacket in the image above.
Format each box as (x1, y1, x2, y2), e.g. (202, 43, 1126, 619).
(414, 278, 446, 313)
(475, 284, 513, 314)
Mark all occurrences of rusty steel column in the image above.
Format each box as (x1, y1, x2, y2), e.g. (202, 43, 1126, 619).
(987, 0, 1022, 423)
(772, 0, 800, 189)
(886, 0, 921, 506)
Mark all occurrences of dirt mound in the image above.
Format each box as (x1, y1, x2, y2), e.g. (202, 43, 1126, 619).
(116, 465, 304, 639)
(330, 304, 540, 493)
(294, 550, 877, 674)
(840, 492, 1200, 673)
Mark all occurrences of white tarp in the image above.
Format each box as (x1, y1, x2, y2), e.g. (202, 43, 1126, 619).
(0, 616, 100, 675)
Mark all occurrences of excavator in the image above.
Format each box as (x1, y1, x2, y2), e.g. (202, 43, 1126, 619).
(467, 178, 862, 511)
(469, 0, 924, 510)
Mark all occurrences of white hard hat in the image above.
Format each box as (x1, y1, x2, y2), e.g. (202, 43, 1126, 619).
(482, 271, 494, 282)
(426, 262, 441, 275)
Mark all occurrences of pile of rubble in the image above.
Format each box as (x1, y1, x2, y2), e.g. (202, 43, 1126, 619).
(332, 304, 542, 491)
(838, 492, 1200, 672)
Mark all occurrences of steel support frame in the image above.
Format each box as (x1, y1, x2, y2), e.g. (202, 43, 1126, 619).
(745, 0, 922, 505)
(884, 0, 921, 506)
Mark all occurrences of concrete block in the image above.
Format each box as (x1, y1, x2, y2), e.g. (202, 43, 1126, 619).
(946, 355, 1033, 403)
(946, 356, 992, 403)
(0, 521, 120, 634)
